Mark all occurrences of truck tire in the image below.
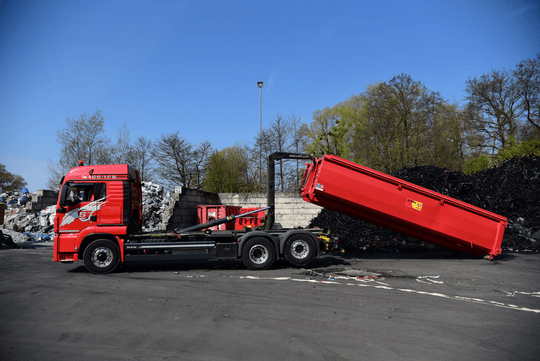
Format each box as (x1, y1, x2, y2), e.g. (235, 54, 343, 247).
(284, 234, 316, 267)
(241, 237, 275, 270)
(83, 239, 120, 274)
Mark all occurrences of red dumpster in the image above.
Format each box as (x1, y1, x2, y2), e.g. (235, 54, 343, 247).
(300, 155, 507, 258)
(235, 207, 265, 230)
(197, 205, 241, 230)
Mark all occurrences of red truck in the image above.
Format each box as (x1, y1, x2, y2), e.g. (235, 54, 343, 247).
(53, 153, 333, 273)
(54, 152, 507, 274)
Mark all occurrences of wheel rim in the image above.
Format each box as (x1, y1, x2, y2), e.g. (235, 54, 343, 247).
(249, 244, 269, 264)
(290, 240, 309, 259)
(91, 247, 113, 268)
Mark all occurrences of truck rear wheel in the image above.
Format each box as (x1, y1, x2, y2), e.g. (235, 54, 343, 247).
(83, 239, 120, 274)
(242, 237, 275, 270)
(284, 234, 316, 267)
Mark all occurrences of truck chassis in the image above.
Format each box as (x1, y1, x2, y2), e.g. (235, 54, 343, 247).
(77, 228, 325, 274)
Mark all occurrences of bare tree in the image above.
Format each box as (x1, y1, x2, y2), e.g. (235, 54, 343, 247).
(465, 70, 523, 154)
(251, 128, 274, 191)
(190, 141, 212, 190)
(130, 136, 154, 182)
(152, 132, 210, 190)
(112, 122, 131, 164)
(288, 114, 309, 191)
(48, 110, 111, 189)
(513, 54, 540, 137)
(268, 114, 291, 192)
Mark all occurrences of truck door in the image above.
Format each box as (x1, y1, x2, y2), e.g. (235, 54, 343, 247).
(97, 180, 124, 226)
(57, 182, 107, 233)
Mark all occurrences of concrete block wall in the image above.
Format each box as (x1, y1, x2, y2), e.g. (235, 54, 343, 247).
(163, 187, 220, 231)
(163, 188, 323, 231)
(27, 190, 59, 212)
(217, 193, 322, 229)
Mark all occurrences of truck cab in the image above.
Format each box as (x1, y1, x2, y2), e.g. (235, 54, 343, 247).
(53, 164, 142, 265)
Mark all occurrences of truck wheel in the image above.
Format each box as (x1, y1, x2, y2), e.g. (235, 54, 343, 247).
(83, 239, 120, 274)
(242, 237, 275, 270)
(284, 234, 316, 267)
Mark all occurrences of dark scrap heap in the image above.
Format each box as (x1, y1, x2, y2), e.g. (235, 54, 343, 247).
(308, 156, 540, 254)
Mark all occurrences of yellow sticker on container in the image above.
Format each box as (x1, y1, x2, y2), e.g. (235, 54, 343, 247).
(406, 199, 423, 211)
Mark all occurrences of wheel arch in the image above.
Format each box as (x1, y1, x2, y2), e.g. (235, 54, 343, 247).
(279, 230, 320, 257)
(78, 233, 121, 260)
(237, 231, 279, 259)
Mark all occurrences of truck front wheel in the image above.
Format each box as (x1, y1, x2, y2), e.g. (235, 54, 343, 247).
(284, 234, 316, 267)
(241, 237, 275, 270)
(83, 239, 120, 274)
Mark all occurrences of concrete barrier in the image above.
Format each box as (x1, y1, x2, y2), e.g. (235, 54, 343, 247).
(218, 193, 322, 229)
(163, 188, 322, 230)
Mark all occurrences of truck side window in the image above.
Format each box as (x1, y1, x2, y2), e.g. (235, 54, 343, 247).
(94, 183, 106, 200)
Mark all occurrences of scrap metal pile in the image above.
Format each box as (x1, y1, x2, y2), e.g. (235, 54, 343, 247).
(308, 156, 540, 254)
(1, 189, 56, 243)
(1, 182, 172, 247)
(141, 181, 173, 232)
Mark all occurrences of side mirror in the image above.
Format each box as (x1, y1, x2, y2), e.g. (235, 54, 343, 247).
(56, 207, 67, 214)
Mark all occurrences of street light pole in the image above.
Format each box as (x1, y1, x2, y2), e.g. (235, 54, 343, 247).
(257, 81, 263, 188)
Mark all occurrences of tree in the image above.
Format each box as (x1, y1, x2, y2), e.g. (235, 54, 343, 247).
(465, 69, 523, 154)
(428, 103, 467, 170)
(463, 56, 540, 168)
(47, 110, 112, 189)
(203, 145, 255, 193)
(268, 114, 291, 192)
(306, 105, 349, 158)
(252, 128, 273, 191)
(0, 163, 27, 192)
(250, 113, 310, 193)
(306, 74, 468, 173)
(152, 132, 210, 190)
(130, 136, 154, 182)
(288, 114, 310, 191)
(112, 122, 131, 164)
(190, 141, 212, 190)
(513, 54, 540, 137)
(344, 75, 441, 173)
(496, 137, 540, 164)
(353, 82, 405, 172)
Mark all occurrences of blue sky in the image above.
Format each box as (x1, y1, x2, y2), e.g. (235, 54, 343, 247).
(1, 0, 539, 192)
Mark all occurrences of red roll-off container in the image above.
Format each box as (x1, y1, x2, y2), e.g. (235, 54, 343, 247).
(197, 205, 241, 230)
(300, 155, 507, 258)
(235, 207, 265, 230)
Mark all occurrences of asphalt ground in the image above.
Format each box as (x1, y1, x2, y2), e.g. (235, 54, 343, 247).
(1, 244, 539, 361)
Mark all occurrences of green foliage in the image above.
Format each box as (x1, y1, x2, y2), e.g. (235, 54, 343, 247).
(495, 137, 540, 163)
(0, 163, 27, 192)
(307, 75, 467, 174)
(305, 96, 366, 160)
(202, 146, 255, 193)
(463, 154, 491, 174)
(305, 106, 347, 158)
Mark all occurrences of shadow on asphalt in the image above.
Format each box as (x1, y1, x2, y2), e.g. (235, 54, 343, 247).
(65, 249, 517, 274)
